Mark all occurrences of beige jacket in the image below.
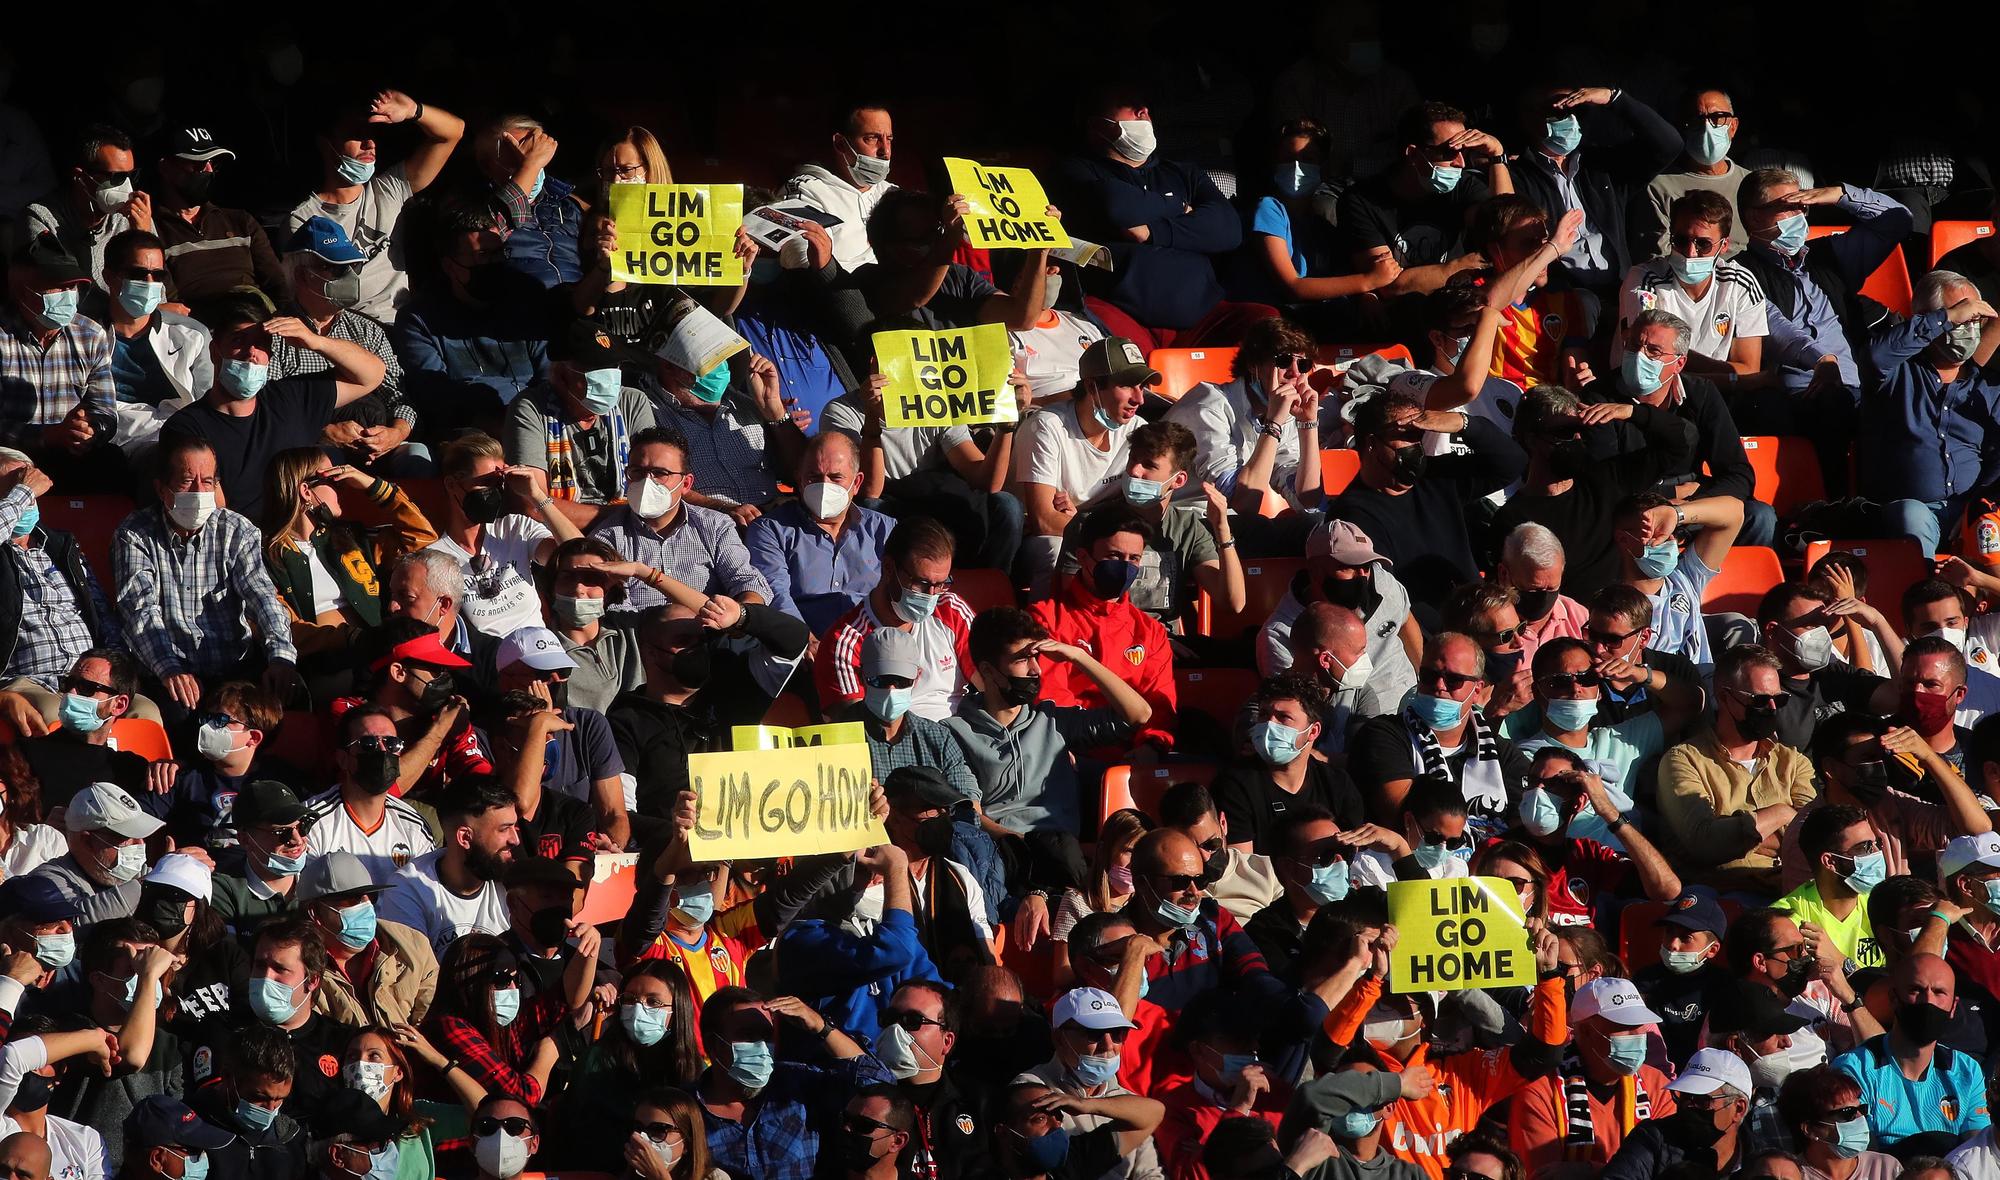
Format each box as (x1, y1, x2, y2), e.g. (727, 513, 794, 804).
(313, 918, 439, 1027)
(1657, 730, 1819, 892)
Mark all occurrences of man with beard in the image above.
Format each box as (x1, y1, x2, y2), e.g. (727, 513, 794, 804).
(149, 126, 285, 310)
(377, 776, 520, 954)
(304, 705, 439, 884)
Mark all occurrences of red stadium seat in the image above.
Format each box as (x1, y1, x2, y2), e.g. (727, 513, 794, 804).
(1148, 348, 1239, 401)
(1803, 228, 1913, 316)
(1100, 761, 1221, 826)
(1196, 558, 1306, 640)
(1931, 221, 1995, 268)
(1176, 667, 1261, 730)
(1318, 343, 1414, 373)
(108, 717, 172, 762)
(1321, 449, 1363, 495)
(266, 711, 331, 770)
(1802, 538, 1931, 616)
(1703, 547, 1785, 615)
(38, 493, 136, 585)
(1737, 437, 1826, 516)
(994, 929, 1059, 1002)
(953, 568, 1017, 614)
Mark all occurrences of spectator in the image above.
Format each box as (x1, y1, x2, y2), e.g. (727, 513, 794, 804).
(142, 679, 285, 850)
(346, 619, 492, 797)
(1727, 908, 1878, 1061)
(1496, 523, 1588, 662)
(503, 319, 658, 528)
(287, 89, 464, 322)
(309, 1088, 421, 1180)
(488, 626, 627, 847)
(377, 777, 520, 955)
(745, 431, 895, 635)
(1577, 584, 1706, 731)
(187, 1024, 307, 1180)
(426, 919, 600, 1108)
(476, 116, 584, 288)
(386, 548, 501, 691)
(817, 516, 973, 721)
(390, 197, 550, 427)
(1886, 638, 1975, 799)
(1013, 985, 1167, 1179)
(98, 230, 209, 460)
(1506, 748, 1681, 925)
(1385, 283, 1520, 479)
(13, 647, 149, 800)
(1600, 1048, 1756, 1180)
(0, 1017, 101, 1180)
(428, 432, 581, 638)
(1613, 191, 1771, 411)
(785, 102, 898, 271)
(1511, 978, 1677, 1174)
(1705, 979, 1815, 1156)
(556, 970, 701, 1171)
(539, 537, 647, 713)
(1466, 200, 1595, 391)
(294, 851, 437, 1029)
(1834, 954, 1991, 1151)
(24, 124, 149, 291)
(1213, 674, 1363, 856)
(1609, 490, 1743, 678)
(1243, 805, 1349, 973)
(160, 291, 385, 523)
(1902, 580, 1994, 718)
(1336, 100, 1510, 300)
(1510, 84, 1680, 303)
(1235, 117, 1400, 318)
(826, 754, 986, 979)
(1268, 7, 1419, 179)
(1443, 582, 1535, 727)
(1775, 1065, 1904, 1179)
(0, 233, 119, 488)
(27, 780, 157, 927)
(270, 219, 421, 476)
(1344, 776, 1470, 890)
(1154, 993, 1284, 1180)
(585, 426, 771, 611)
(1281, 601, 1388, 756)
(181, 915, 360, 1117)
(1798, 711, 1986, 897)
(778, 834, 946, 1042)
(208, 780, 312, 932)
(119, 1097, 231, 1180)
(840, 1085, 919, 1180)
(1771, 805, 1890, 974)
(1633, 887, 1736, 1066)
(1161, 318, 1324, 515)
(1016, 337, 1147, 582)
(147, 127, 283, 310)
(1028, 505, 1178, 756)
(1858, 270, 2000, 558)
(841, 187, 1049, 352)
(1758, 581, 1891, 753)
(0, 874, 79, 988)
(1634, 89, 1750, 262)
(467, 1096, 540, 1180)
(1051, 814, 1152, 985)
(0, 771, 64, 880)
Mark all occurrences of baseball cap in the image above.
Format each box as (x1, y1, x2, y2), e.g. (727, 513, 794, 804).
(143, 852, 214, 903)
(498, 626, 579, 673)
(0, 874, 80, 924)
(1668, 1047, 1754, 1097)
(294, 850, 384, 907)
(1708, 981, 1811, 1040)
(1050, 987, 1136, 1032)
(861, 627, 922, 683)
(125, 1095, 236, 1151)
(316, 1089, 407, 1143)
(66, 782, 164, 839)
(1307, 519, 1391, 568)
(1569, 977, 1662, 1026)
(1941, 832, 2000, 879)
(286, 215, 366, 265)
(553, 318, 633, 369)
(233, 780, 308, 828)
(1078, 337, 1160, 386)
(882, 765, 966, 813)
(1656, 887, 1729, 938)
(368, 630, 474, 673)
(16, 233, 89, 286)
(161, 126, 235, 163)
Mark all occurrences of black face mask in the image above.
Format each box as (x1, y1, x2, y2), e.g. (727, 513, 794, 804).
(352, 750, 399, 796)
(1198, 849, 1226, 889)
(914, 815, 956, 858)
(1550, 439, 1592, 478)
(1515, 588, 1558, 623)
(1674, 1102, 1728, 1150)
(1322, 575, 1372, 611)
(465, 261, 511, 303)
(839, 1129, 890, 1172)
(1485, 646, 1523, 682)
(1896, 999, 1952, 1046)
(999, 672, 1042, 708)
(1090, 558, 1140, 601)
(307, 502, 338, 530)
(11, 1070, 51, 1113)
(1777, 952, 1813, 997)
(671, 642, 714, 690)
(416, 670, 456, 711)
(139, 887, 190, 939)
(1736, 702, 1781, 742)
(171, 170, 214, 203)
(528, 905, 572, 949)
(460, 486, 506, 524)
(1389, 445, 1427, 485)
(1847, 760, 1893, 804)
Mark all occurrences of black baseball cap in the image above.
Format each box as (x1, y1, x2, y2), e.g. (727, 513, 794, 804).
(1708, 980, 1811, 1039)
(233, 779, 308, 828)
(0, 874, 81, 924)
(161, 126, 235, 163)
(16, 233, 89, 286)
(883, 765, 965, 813)
(552, 319, 633, 369)
(125, 1095, 236, 1151)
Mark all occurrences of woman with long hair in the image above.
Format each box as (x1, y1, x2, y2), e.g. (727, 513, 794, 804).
(588, 126, 673, 205)
(260, 447, 437, 701)
(341, 1023, 485, 1180)
(1051, 807, 1152, 988)
(556, 962, 701, 1170)
(132, 852, 232, 1021)
(1471, 839, 1552, 928)
(424, 930, 600, 1106)
(0, 745, 62, 877)
(621, 1088, 725, 1180)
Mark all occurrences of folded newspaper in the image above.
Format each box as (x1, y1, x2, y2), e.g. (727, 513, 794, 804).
(1053, 236, 1113, 271)
(654, 298, 748, 376)
(743, 201, 843, 253)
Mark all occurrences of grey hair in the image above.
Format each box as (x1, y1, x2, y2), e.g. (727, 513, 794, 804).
(1738, 168, 1799, 212)
(1634, 309, 1693, 356)
(1915, 269, 1976, 315)
(1712, 1084, 1748, 1104)
(1502, 522, 1566, 573)
(1427, 631, 1486, 678)
(0, 447, 33, 467)
(477, 114, 545, 161)
(397, 549, 463, 602)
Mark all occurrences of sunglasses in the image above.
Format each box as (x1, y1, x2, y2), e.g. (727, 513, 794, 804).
(1059, 1022, 1130, 1045)
(195, 712, 243, 730)
(1148, 872, 1204, 892)
(1483, 626, 1522, 646)
(1289, 846, 1346, 869)
(1729, 688, 1787, 711)
(473, 1116, 534, 1138)
(1586, 627, 1640, 648)
(346, 735, 408, 754)
(61, 675, 118, 697)
(1444, 1170, 1498, 1180)
(881, 1008, 948, 1034)
(1669, 233, 1721, 254)
(864, 675, 915, 691)
(1269, 353, 1310, 373)
(1420, 832, 1473, 849)
(843, 1114, 897, 1136)
(1539, 670, 1602, 693)
(123, 266, 170, 283)
(1820, 1104, 1866, 1123)
(632, 1121, 682, 1142)
(1419, 669, 1481, 692)
(1527, 773, 1580, 792)
(259, 822, 312, 843)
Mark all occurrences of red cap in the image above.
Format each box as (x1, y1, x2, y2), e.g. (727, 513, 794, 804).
(369, 631, 474, 673)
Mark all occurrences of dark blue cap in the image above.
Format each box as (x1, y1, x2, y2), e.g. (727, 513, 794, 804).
(1655, 886, 1727, 937)
(124, 1095, 236, 1151)
(0, 874, 80, 924)
(287, 215, 366, 265)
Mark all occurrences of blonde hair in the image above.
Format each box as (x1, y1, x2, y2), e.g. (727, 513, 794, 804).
(1089, 808, 1153, 912)
(600, 125, 673, 185)
(260, 446, 329, 560)
(439, 432, 505, 481)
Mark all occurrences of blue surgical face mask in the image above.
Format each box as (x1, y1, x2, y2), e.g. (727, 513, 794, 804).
(1249, 720, 1306, 766)
(336, 155, 376, 185)
(1519, 787, 1566, 837)
(1409, 693, 1465, 731)
(38, 288, 80, 329)
(1093, 403, 1122, 432)
(1982, 877, 2000, 915)
(220, 359, 270, 400)
(725, 1040, 776, 1089)
(1439, 333, 1472, 367)
(361, 1144, 399, 1180)
(1122, 475, 1165, 506)
(579, 367, 621, 415)
(1669, 252, 1716, 285)
(1338, 1109, 1381, 1139)
(1428, 163, 1463, 194)
(1274, 161, 1321, 199)
(1302, 859, 1350, 905)
(1413, 843, 1455, 874)
(176, 1150, 210, 1180)
(334, 899, 377, 950)
(1218, 1052, 1259, 1085)
(1151, 887, 1201, 929)
(1635, 538, 1680, 579)
(1543, 697, 1599, 732)
(865, 683, 914, 723)
(620, 1001, 671, 1046)
(119, 279, 166, 318)
(32, 931, 75, 969)
(1828, 1115, 1872, 1159)
(265, 849, 308, 876)
(691, 363, 731, 404)
(491, 986, 522, 1027)
(1688, 122, 1732, 167)
(671, 880, 716, 926)
(1542, 115, 1582, 157)
(527, 170, 547, 201)
(895, 588, 938, 624)
(59, 690, 105, 732)
(1772, 212, 1809, 255)
(1071, 1051, 1120, 1088)
(10, 502, 37, 538)
(1839, 850, 1888, 894)
(1622, 350, 1669, 396)
(235, 1100, 279, 1134)
(1602, 1031, 1648, 1075)
(248, 976, 302, 1025)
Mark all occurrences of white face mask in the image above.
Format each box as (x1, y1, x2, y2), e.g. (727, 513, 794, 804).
(801, 480, 852, 521)
(343, 1060, 393, 1100)
(169, 491, 216, 531)
(1936, 626, 1970, 652)
(473, 1130, 530, 1180)
(1110, 118, 1157, 162)
(626, 477, 676, 520)
(843, 887, 885, 936)
(1331, 648, 1374, 692)
(845, 143, 893, 188)
(106, 840, 146, 882)
(91, 178, 134, 214)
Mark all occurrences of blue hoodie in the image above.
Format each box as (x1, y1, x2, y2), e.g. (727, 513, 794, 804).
(776, 907, 939, 1042)
(1050, 153, 1241, 330)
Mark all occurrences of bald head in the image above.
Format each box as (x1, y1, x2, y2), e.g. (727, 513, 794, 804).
(1893, 951, 1957, 1004)
(1292, 602, 1366, 664)
(0, 1132, 51, 1180)
(1135, 828, 1201, 877)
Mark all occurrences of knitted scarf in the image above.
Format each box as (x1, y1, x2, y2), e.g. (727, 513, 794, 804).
(542, 402, 631, 501)
(1405, 706, 1509, 826)
(1559, 1054, 1651, 1157)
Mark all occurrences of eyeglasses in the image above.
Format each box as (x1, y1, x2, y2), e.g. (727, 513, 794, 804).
(346, 735, 408, 754)
(1268, 353, 1310, 373)
(628, 465, 686, 482)
(899, 572, 954, 594)
(599, 164, 648, 181)
(881, 1008, 949, 1033)
(1586, 626, 1640, 649)
(1443, 1170, 1500, 1180)
(1729, 688, 1788, 711)
(1497, 875, 1536, 893)
(195, 712, 243, 730)
(632, 1121, 683, 1143)
(1634, 342, 1683, 362)
(1836, 840, 1884, 859)
(473, 1116, 534, 1138)
(1538, 670, 1603, 693)
(61, 675, 117, 697)
(1669, 233, 1721, 255)
(1419, 668, 1481, 693)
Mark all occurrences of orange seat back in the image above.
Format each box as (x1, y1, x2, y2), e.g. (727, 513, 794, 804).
(1621, 897, 1742, 972)
(1148, 348, 1239, 401)
(1802, 538, 1931, 615)
(1702, 546, 1785, 616)
(108, 717, 173, 762)
(1737, 436, 1826, 516)
(576, 855, 640, 926)
(1100, 761, 1221, 826)
(1321, 449, 1363, 495)
(1317, 343, 1414, 372)
(1931, 220, 1996, 268)
(953, 568, 1018, 615)
(1176, 667, 1261, 730)
(1196, 558, 1306, 640)
(1803, 228, 1913, 316)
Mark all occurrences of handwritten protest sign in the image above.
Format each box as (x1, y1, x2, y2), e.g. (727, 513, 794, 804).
(688, 742, 883, 859)
(608, 184, 744, 286)
(875, 324, 1017, 428)
(1387, 876, 1535, 994)
(730, 722, 867, 752)
(945, 158, 1071, 249)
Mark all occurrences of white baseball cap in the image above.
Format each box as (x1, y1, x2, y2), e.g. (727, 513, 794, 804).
(1049, 987, 1135, 1032)
(143, 852, 213, 901)
(1570, 977, 1663, 1026)
(1669, 1048, 1754, 1096)
(498, 625, 579, 673)
(1941, 832, 2000, 879)
(66, 782, 164, 839)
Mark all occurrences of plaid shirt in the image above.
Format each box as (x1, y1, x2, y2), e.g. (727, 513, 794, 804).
(269, 306, 413, 424)
(0, 306, 115, 447)
(651, 393, 781, 507)
(700, 1057, 895, 1180)
(110, 503, 298, 679)
(587, 502, 770, 610)
(858, 709, 980, 799)
(0, 486, 106, 686)
(429, 990, 567, 1106)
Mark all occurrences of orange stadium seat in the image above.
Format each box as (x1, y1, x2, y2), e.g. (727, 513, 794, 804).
(1703, 547, 1784, 615)
(1197, 558, 1306, 640)
(108, 717, 172, 762)
(1176, 667, 1261, 730)
(1099, 761, 1222, 826)
(1318, 343, 1414, 372)
(762, 693, 814, 727)
(1148, 348, 1238, 401)
(1802, 538, 1931, 615)
(993, 929, 1059, 1002)
(1321, 449, 1363, 495)
(1931, 220, 1995, 268)
(1738, 437, 1826, 516)
(1804, 227, 1913, 316)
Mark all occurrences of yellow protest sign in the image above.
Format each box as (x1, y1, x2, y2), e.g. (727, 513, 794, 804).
(945, 158, 1071, 249)
(607, 184, 744, 286)
(1386, 876, 1536, 994)
(688, 741, 884, 859)
(875, 324, 1017, 428)
(730, 722, 867, 752)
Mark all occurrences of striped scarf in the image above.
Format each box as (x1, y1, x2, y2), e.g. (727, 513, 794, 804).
(542, 403, 631, 501)
(1559, 1056, 1650, 1157)
(1405, 706, 1510, 831)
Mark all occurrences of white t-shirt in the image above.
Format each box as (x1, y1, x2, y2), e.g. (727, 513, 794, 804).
(0, 1037, 109, 1180)
(850, 858, 994, 944)
(286, 163, 417, 322)
(1388, 369, 1526, 454)
(1949, 1127, 2000, 1180)
(1614, 258, 1770, 364)
(850, 598, 966, 722)
(296, 540, 345, 617)
(303, 789, 438, 885)
(376, 849, 510, 954)
(1, 822, 66, 878)
(1010, 311, 1104, 399)
(426, 514, 554, 637)
(1015, 399, 1134, 503)
(1163, 377, 1302, 501)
